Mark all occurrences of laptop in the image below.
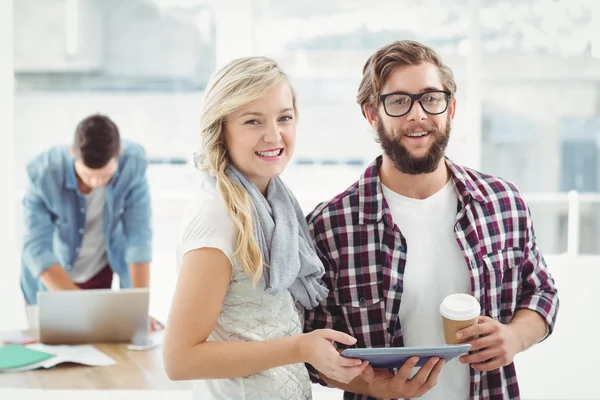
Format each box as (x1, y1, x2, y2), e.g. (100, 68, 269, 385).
(37, 288, 150, 345)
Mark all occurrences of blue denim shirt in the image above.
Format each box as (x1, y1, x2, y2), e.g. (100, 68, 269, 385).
(20, 140, 153, 305)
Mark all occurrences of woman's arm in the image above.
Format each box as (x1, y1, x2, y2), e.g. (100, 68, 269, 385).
(162, 247, 365, 382)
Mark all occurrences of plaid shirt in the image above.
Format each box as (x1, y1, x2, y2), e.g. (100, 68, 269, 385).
(305, 156, 559, 400)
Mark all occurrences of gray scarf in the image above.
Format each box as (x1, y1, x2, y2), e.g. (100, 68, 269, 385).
(196, 157, 329, 310)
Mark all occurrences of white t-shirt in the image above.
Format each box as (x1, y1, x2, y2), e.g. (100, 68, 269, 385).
(70, 186, 108, 283)
(381, 180, 471, 400)
(176, 174, 311, 400)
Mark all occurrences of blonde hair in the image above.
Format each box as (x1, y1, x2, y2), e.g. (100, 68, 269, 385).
(197, 56, 297, 284)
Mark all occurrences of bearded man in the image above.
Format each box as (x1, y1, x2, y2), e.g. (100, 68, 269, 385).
(303, 40, 559, 400)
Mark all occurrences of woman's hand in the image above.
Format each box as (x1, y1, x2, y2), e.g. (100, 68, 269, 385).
(299, 329, 368, 384)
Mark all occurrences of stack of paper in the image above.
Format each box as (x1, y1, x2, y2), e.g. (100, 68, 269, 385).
(0, 343, 116, 372)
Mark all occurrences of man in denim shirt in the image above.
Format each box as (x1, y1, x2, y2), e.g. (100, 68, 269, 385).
(20, 114, 161, 330)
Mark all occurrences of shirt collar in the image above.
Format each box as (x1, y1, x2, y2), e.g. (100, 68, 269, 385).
(446, 157, 486, 205)
(65, 158, 78, 190)
(357, 155, 486, 226)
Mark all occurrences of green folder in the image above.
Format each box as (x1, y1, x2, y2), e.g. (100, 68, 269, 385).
(0, 345, 55, 370)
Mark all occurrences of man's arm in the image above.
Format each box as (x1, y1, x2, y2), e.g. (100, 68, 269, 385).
(40, 265, 80, 291)
(318, 372, 373, 396)
(304, 215, 353, 387)
(22, 178, 78, 291)
(508, 309, 547, 352)
(304, 257, 347, 386)
(122, 155, 162, 330)
(122, 155, 153, 274)
(129, 262, 150, 288)
(458, 200, 559, 371)
(515, 203, 559, 339)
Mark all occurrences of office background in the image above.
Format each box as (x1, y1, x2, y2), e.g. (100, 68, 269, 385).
(0, 0, 599, 398)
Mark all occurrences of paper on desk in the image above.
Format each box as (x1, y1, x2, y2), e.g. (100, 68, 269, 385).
(6, 344, 116, 372)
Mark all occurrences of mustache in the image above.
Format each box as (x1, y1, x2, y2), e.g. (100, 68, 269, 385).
(397, 123, 440, 136)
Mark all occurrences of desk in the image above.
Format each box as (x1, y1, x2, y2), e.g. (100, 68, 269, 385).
(0, 330, 344, 398)
(0, 330, 192, 390)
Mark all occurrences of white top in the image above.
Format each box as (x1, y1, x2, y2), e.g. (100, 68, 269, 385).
(70, 186, 108, 283)
(381, 180, 471, 400)
(176, 174, 311, 400)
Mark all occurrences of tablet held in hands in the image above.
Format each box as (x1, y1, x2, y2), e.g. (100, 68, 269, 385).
(340, 344, 471, 369)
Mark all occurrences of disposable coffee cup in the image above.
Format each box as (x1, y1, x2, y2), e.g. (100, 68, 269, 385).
(439, 293, 481, 345)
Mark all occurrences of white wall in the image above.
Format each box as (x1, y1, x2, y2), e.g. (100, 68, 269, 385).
(14, 0, 104, 72)
(14, 0, 213, 79)
(516, 254, 598, 400)
(0, 0, 21, 331)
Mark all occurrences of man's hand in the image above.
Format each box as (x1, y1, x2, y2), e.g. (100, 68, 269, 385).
(458, 316, 523, 371)
(362, 356, 445, 399)
(39, 264, 81, 291)
(149, 316, 164, 332)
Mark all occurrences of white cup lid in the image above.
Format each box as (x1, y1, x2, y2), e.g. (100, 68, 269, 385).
(439, 293, 481, 321)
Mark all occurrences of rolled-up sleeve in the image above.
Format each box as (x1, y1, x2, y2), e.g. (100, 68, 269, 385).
(123, 157, 153, 264)
(517, 205, 559, 339)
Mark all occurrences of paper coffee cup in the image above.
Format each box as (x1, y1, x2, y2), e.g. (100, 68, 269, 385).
(439, 293, 481, 345)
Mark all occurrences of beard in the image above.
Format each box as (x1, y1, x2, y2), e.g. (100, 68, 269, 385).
(376, 114, 451, 175)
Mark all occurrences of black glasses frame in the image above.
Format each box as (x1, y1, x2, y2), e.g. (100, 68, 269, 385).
(378, 90, 452, 117)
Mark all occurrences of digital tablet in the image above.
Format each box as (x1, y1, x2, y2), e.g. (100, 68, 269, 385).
(341, 344, 471, 368)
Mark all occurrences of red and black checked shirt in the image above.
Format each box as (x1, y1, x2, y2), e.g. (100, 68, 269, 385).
(304, 156, 559, 400)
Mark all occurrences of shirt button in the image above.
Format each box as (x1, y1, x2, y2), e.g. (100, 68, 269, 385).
(79, 228, 84, 234)
(359, 297, 366, 305)
(80, 208, 84, 213)
(398, 245, 405, 252)
(392, 284, 399, 290)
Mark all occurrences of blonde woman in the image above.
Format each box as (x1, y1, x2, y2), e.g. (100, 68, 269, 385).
(162, 57, 368, 399)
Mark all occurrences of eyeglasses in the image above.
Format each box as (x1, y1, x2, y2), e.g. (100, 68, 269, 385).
(378, 90, 451, 118)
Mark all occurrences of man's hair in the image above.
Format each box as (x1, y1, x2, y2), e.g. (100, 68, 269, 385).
(73, 114, 121, 169)
(357, 40, 457, 117)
